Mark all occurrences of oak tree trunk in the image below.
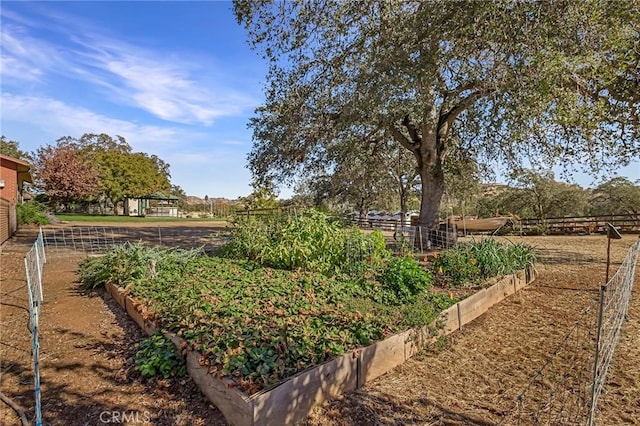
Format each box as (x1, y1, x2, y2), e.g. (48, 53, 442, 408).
(418, 165, 445, 229)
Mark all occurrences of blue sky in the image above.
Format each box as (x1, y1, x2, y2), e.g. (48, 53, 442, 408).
(1, 2, 638, 200)
(1, 1, 267, 199)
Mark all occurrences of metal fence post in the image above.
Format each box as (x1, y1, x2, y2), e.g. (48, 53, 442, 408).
(588, 284, 606, 426)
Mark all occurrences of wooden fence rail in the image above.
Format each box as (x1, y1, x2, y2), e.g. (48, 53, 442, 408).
(520, 214, 640, 234)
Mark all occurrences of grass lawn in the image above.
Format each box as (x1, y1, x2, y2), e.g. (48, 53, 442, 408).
(55, 213, 228, 223)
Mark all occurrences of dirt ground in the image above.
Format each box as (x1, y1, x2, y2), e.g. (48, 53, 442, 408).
(1, 223, 638, 425)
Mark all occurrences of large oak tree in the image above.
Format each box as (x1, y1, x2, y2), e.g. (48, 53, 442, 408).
(235, 0, 640, 227)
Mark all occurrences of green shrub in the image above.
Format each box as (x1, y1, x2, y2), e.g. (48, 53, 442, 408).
(135, 332, 186, 379)
(378, 256, 433, 304)
(220, 209, 389, 278)
(17, 202, 49, 225)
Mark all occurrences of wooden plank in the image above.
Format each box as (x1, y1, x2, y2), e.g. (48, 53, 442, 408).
(458, 289, 489, 327)
(439, 304, 460, 336)
(105, 282, 125, 309)
(514, 275, 527, 291)
(251, 351, 358, 425)
(358, 330, 411, 386)
(484, 280, 506, 307)
(124, 294, 157, 335)
(405, 326, 430, 359)
(185, 351, 253, 426)
(498, 276, 516, 299)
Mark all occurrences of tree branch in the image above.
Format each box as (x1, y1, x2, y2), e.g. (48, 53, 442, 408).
(402, 115, 421, 144)
(441, 88, 494, 127)
(391, 125, 419, 155)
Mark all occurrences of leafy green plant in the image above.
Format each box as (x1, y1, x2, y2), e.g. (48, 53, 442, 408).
(378, 256, 433, 304)
(134, 332, 186, 379)
(83, 242, 454, 394)
(220, 209, 389, 278)
(17, 202, 49, 225)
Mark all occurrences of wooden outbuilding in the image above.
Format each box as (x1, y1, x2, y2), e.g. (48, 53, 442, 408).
(0, 154, 33, 244)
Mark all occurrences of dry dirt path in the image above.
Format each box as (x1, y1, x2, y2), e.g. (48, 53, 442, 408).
(1, 225, 227, 425)
(306, 235, 640, 425)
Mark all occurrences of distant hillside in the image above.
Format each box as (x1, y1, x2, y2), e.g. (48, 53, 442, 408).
(482, 183, 509, 196)
(184, 196, 239, 206)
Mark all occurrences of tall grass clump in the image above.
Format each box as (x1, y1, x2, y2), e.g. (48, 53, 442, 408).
(78, 242, 202, 289)
(432, 238, 535, 286)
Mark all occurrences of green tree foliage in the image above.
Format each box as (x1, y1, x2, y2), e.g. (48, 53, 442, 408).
(589, 177, 640, 219)
(170, 184, 188, 211)
(239, 182, 280, 210)
(56, 134, 171, 213)
(476, 170, 589, 220)
(234, 1, 640, 228)
(0, 136, 32, 161)
(34, 144, 99, 209)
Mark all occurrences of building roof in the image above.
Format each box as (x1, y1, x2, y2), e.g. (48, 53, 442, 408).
(0, 154, 33, 183)
(129, 191, 179, 201)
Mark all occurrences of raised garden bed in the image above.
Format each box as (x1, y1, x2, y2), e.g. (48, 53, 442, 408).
(105, 266, 536, 425)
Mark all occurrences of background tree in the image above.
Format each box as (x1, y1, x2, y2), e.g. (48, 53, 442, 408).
(57, 134, 171, 214)
(589, 177, 640, 220)
(239, 182, 280, 210)
(47, 134, 172, 214)
(33, 145, 99, 210)
(0, 136, 32, 161)
(235, 0, 640, 228)
(170, 184, 188, 212)
(476, 170, 589, 220)
(92, 150, 171, 214)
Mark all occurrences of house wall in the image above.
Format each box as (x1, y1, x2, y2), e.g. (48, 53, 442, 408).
(0, 159, 19, 203)
(0, 158, 19, 244)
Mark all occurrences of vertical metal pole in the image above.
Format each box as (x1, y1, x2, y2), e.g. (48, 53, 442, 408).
(158, 228, 162, 246)
(34, 246, 42, 300)
(588, 284, 607, 426)
(24, 256, 42, 426)
(605, 236, 612, 284)
(32, 321, 42, 426)
(39, 227, 47, 264)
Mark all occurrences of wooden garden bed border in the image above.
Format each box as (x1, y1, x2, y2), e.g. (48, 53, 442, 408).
(105, 266, 536, 425)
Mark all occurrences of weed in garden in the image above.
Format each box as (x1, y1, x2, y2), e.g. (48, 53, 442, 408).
(134, 332, 187, 379)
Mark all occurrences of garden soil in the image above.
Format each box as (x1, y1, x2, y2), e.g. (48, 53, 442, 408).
(1, 224, 638, 425)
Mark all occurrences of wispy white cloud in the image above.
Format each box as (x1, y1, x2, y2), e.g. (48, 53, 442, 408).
(0, 24, 58, 82)
(1, 93, 179, 151)
(0, 7, 260, 126)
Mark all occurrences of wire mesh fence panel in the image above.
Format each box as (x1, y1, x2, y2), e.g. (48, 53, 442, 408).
(42, 226, 224, 256)
(391, 226, 458, 254)
(500, 238, 640, 426)
(23, 228, 46, 426)
(588, 238, 640, 425)
(499, 301, 599, 425)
